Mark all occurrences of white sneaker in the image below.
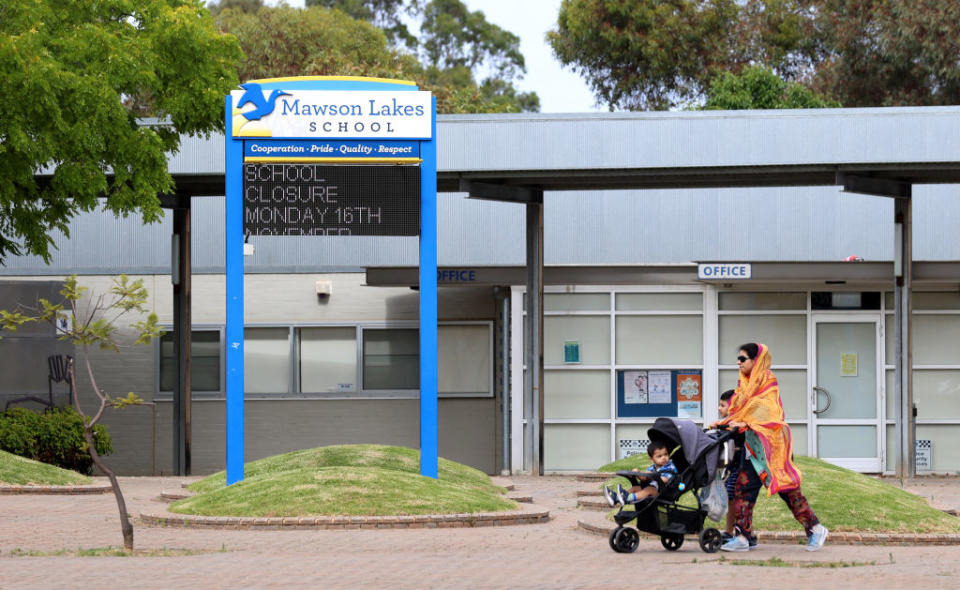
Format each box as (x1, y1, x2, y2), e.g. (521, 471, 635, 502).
(602, 486, 617, 507)
(806, 524, 828, 551)
(720, 535, 750, 552)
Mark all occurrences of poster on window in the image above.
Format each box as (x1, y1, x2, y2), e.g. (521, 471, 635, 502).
(648, 370, 672, 404)
(676, 372, 702, 418)
(623, 370, 648, 404)
(841, 352, 858, 376)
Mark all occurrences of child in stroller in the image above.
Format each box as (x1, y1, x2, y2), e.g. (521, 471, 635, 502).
(603, 440, 677, 506)
(607, 417, 736, 554)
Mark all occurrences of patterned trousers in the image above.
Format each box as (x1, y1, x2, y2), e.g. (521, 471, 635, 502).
(731, 457, 819, 537)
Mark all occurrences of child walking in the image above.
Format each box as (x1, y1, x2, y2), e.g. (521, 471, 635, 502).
(718, 389, 755, 548)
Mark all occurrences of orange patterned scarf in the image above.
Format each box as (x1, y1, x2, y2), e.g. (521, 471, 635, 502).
(722, 343, 802, 494)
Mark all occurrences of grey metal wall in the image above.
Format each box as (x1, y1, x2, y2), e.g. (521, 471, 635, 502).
(6, 108, 960, 275)
(4, 183, 960, 274)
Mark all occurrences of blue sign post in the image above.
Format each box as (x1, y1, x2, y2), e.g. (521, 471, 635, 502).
(224, 77, 437, 484)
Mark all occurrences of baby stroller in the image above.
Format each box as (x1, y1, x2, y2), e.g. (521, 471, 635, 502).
(608, 417, 735, 554)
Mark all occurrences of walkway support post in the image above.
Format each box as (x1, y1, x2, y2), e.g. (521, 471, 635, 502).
(459, 180, 543, 474)
(172, 196, 192, 476)
(838, 173, 914, 477)
(895, 196, 915, 478)
(525, 192, 544, 475)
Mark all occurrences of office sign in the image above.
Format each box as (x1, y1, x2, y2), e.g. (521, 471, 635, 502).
(698, 263, 752, 280)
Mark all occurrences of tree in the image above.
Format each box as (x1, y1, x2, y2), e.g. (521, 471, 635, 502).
(217, 4, 415, 82)
(307, 0, 421, 49)
(549, 0, 960, 111)
(206, 0, 265, 17)
(548, 0, 740, 110)
(304, 0, 539, 112)
(804, 0, 960, 107)
(0, 1, 242, 264)
(217, 4, 537, 113)
(704, 66, 840, 110)
(419, 0, 525, 81)
(0, 276, 163, 551)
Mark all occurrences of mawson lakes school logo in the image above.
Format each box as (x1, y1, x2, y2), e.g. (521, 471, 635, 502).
(236, 83, 289, 121)
(231, 84, 433, 139)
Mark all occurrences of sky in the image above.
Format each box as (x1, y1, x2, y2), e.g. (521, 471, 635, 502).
(266, 0, 601, 113)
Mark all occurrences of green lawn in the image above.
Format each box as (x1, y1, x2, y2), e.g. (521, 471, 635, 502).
(598, 454, 960, 534)
(171, 444, 517, 517)
(0, 449, 91, 486)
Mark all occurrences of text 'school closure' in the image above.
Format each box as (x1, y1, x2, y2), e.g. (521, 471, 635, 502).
(243, 164, 420, 236)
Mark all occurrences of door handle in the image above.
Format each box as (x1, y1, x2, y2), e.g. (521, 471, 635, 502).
(812, 386, 833, 415)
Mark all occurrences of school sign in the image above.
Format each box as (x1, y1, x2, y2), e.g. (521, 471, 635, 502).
(224, 77, 438, 484)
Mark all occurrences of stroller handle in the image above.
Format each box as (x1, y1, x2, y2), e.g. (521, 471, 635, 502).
(614, 470, 661, 487)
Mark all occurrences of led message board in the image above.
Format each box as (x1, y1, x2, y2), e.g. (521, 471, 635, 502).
(243, 163, 420, 236)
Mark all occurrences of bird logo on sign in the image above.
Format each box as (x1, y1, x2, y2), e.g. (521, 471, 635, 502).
(236, 83, 290, 121)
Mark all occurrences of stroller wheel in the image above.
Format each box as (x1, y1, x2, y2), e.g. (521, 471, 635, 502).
(698, 527, 723, 553)
(660, 533, 684, 551)
(609, 526, 640, 553)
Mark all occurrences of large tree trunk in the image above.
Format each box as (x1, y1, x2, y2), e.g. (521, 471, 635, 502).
(84, 428, 134, 551)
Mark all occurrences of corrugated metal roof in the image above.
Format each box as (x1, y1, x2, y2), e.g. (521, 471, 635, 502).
(5, 109, 960, 274)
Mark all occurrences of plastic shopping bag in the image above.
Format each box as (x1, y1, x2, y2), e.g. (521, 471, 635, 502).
(698, 474, 728, 522)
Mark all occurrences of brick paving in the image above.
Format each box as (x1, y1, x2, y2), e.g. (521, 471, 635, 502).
(2, 474, 960, 589)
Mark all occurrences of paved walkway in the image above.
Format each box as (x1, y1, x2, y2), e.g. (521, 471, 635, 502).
(1, 474, 959, 589)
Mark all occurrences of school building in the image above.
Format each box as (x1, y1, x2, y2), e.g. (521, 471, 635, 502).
(3, 107, 960, 476)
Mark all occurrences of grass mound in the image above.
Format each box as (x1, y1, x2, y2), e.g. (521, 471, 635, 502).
(0, 449, 91, 486)
(171, 444, 516, 517)
(598, 454, 960, 534)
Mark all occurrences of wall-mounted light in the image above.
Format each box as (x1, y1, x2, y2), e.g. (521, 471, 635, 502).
(315, 280, 332, 298)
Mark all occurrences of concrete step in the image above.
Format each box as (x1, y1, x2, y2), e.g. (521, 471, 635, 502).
(160, 488, 194, 502)
(576, 497, 612, 512)
(576, 472, 616, 483)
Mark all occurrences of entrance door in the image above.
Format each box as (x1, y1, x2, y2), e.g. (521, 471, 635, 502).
(810, 317, 883, 471)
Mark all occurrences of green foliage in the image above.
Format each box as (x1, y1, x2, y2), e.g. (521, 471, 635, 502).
(550, 0, 960, 110)
(0, 448, 92, 486)
(207, 0, 265, 17)
(297, 1, 538, 113)
(420, 0, 524, 79)
(307, 0, 420, 49)
(217, 4, 414, 82)
(0, 0, 242, 263)
(177, 444, 515, 517)
(0, 407, 41, 458)
(548, 0, 740, 110)
(803, 0, 960, 107)
(704, 66, 840, 110)
(0, 407, 112, 474)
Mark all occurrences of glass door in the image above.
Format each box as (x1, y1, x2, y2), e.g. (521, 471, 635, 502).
(810, 316, 883, 471)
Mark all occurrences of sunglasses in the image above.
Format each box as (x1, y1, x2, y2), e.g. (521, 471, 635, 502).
(737, 355, 749, 363)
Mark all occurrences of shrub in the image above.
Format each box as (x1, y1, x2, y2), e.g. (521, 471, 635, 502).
(0, 407, 41, 458)
(0, 406, 112, 474)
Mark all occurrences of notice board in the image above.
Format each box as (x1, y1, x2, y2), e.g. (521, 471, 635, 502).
(617, 369, 702, 419)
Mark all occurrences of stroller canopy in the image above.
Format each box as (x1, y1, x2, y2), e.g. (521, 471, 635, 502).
(647, 417, 722, 486)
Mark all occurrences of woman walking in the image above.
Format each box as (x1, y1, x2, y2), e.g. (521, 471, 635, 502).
(717, 342, 828, 552)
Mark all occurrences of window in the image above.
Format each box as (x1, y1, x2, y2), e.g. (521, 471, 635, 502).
(299, 327, 358, 393)
(361, 324, 494, 394)
(159, 330, 221, 393)
(362, 328, 419, 390)
(244, 327, 291, 394)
